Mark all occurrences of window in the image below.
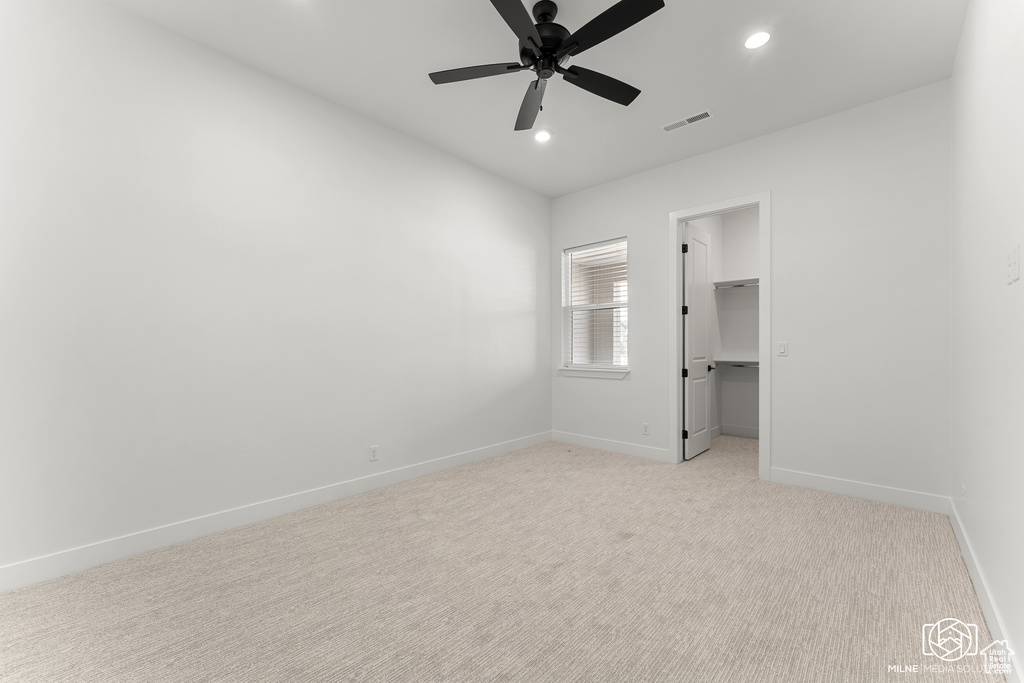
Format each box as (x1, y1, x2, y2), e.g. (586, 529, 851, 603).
(562, 239, 628, 374)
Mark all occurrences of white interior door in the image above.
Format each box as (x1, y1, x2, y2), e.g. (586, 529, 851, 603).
(684, 224, 712, 460)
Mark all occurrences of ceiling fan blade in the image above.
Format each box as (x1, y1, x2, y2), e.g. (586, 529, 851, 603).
(514, 79, 547, 131)
(429, 63, 530, 85)
(490, 0, 544, 56)
(556, 0, 665, 58)
(560, 66, 640, 106)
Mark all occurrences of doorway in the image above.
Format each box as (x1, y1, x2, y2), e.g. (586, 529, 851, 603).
(667, 193, 771, 479)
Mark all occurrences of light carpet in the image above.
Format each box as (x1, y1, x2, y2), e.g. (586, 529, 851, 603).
(0, 437, 1001, 682)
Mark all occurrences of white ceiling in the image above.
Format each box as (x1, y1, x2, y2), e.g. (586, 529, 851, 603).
(105, 0, 968, 197)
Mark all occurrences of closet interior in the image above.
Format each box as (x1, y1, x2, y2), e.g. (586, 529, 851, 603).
(690, 207, 760, 439)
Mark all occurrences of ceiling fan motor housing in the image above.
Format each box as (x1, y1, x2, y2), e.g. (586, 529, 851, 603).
(519, 21, 571, 78)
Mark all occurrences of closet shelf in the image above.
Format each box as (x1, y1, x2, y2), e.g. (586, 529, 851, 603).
(713, 277, 759, 290)
(714, 359, 759, 368)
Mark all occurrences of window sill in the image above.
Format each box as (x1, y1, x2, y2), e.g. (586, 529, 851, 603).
(558, 367, 630, 379)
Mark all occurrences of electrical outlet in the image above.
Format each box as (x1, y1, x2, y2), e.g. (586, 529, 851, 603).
(961, 484, 966, 507)
(369, 445, 379, 462)
(642, 422, 651, 436)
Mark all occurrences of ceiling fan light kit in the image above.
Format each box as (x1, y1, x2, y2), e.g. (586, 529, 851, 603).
(428, 0, 665, 131)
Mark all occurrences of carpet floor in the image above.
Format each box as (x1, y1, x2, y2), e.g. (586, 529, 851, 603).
(0, 437, 1001, 682)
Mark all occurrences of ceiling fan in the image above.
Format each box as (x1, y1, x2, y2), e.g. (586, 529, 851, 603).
(428, 0, 665, 131)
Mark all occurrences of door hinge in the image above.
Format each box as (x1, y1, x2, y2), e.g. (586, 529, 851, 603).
(681, 306, 688, 315)
(681, 244, 689, 253)
(682, 430, 688, 439)
(682, 368, 688, 378)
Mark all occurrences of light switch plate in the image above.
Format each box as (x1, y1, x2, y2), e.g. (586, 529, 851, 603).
(778, 342, 789, 357)
(1009, 244, 1020, 284)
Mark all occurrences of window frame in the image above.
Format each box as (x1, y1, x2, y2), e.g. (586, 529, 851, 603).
(559, 237, 630, 379)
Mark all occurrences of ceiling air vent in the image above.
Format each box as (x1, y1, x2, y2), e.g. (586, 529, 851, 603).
(662, 110, 715, 132)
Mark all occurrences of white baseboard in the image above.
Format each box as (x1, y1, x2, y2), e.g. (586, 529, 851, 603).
(710, 425, 723, 438)
(721, 424, 759, 439)
(551, 430, 674, 463)
(948, 499, 1021, 683)
(0, 431, 553, 594)
(769, 467, 951, 514)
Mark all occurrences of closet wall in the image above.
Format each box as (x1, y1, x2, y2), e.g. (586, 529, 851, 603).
(721, 209, 759, 280)
(715, 208, 759, 438)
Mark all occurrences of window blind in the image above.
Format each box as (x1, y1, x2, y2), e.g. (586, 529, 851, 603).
(564, 239, 628, 367)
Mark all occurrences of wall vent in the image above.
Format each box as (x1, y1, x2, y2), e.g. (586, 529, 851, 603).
(662, 109, 714, 132)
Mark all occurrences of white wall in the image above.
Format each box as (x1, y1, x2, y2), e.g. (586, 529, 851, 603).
(951, 0, 1024, 664)
(552, 81, 953, 507)
(0, 0, 551, 589)
(721, 207, 759, 282)
(716, 287, 758, 361)
(718, 366, 758, 438)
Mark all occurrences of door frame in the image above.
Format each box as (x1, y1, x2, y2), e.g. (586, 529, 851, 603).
(667, 192, 772, 479)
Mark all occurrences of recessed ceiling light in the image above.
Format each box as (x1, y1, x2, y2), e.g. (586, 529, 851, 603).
(534, 130, 552, 143)
(745, 31, 770, 49)
(745, 31, 771, 49)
